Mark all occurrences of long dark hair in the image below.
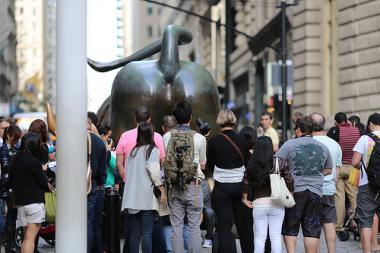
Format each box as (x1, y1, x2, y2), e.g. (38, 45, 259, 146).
(239, 126, 257, 150)
(246, 136, 274, 189)
(131, 122, 156, 160)
(19, 132, 42, 159)
(28, 119, 48, 143)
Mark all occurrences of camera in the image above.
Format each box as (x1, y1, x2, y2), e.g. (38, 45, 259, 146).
(175, 145, 190, 190)
(196, 118, 211, 136)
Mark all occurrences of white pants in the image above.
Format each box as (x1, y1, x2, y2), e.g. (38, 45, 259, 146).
(252, 205, 285, 253)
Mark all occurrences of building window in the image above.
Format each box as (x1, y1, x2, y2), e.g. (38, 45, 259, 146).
(20, 7, 23, 14)
(147, 25, 153, 38)
(147, 7, 153, 15)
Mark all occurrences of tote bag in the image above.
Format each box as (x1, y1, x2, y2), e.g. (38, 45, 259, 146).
(270, 158, 295, 208)
(45, 191, 56, 222)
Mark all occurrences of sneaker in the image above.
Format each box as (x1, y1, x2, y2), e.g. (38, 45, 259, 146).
(202, 239, 212, 248)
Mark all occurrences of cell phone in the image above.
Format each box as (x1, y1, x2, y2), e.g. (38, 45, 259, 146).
(107, 139, 113, 145)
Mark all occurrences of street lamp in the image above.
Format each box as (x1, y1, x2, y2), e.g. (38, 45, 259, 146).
(277, 0, 298, 142)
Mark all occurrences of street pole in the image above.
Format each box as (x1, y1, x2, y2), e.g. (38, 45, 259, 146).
(56, 0, 87, 252)
(280, 0, 288, 142)
(225, 0, 232, 104)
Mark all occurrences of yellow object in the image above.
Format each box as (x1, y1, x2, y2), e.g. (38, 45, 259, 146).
(348, 168, 360, 187)
(45, 191, 56, 222)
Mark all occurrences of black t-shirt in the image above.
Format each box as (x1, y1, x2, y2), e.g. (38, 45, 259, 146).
(10, 152, 48, 205)
(206, 129, 250, 172)
(90, 133, 107, 186)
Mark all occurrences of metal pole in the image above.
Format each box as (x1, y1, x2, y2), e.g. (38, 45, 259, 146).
(281, 1, 288, 141)
(225, 0, 232, 104)
(56, 0, 87, 252)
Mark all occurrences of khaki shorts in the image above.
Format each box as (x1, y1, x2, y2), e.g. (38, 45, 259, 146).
(17, 203, 45, 227)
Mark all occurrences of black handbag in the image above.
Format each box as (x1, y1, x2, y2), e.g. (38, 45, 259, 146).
(153, 186, 161, 198)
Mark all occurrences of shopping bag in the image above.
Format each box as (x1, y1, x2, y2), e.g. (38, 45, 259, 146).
(270, 158, 296, 208)
(45, 191, 56, 222)
(348, 167, 360, 187)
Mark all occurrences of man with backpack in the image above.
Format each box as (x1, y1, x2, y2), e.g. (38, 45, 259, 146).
(163, 101, 207, 253)
(352, 113, 380, 253)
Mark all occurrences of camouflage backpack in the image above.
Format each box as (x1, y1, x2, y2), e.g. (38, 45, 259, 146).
(164, 129, 198, 189)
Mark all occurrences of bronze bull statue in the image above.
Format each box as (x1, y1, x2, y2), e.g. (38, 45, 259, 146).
(88, 25, 221, 142)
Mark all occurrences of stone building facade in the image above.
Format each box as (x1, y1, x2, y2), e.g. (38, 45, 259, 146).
(229, 0, 380, 128)
(336, 0, 380, 121)
(0, 0, 18, 115)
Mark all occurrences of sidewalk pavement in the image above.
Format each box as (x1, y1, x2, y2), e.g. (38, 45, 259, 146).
(36, 230, 364, 252)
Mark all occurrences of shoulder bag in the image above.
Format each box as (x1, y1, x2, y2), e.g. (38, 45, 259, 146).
(221, 133, 244, 163)
(270, 157, 295, 208)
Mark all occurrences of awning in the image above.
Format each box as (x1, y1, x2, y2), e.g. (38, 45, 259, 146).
(248, 11, 291, 55)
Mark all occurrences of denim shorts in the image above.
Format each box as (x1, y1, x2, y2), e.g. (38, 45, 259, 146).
(356, 184, 380, 229)
(282, 190, 323, 238)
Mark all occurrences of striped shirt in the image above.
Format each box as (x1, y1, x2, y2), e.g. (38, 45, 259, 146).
(338, 124, 360, 164)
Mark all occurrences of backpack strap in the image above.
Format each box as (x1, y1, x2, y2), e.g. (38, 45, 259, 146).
(362, 134, 380, 175)
(368, 133, 380, 143)
(221, 133, 244, 163)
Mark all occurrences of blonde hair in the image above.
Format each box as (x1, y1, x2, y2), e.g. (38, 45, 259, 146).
(216, 109, 237, 128)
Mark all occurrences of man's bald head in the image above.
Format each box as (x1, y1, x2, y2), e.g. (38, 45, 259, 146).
(162, 115, 177, 133)
(310, 113, 326, 132)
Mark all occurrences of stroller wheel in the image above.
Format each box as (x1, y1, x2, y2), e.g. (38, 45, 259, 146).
(45, 239, 55, 246)
(15, 227, 24, 248)
(338, 230, 350, 241)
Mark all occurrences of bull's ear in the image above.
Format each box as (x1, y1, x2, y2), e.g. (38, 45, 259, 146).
(159, 25, 193, 83)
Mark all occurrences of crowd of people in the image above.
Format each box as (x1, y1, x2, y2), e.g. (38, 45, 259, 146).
(0, 118, 55, 253)
(1, 102, 380, 253)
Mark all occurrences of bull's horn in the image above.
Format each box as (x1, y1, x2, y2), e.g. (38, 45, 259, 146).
(46, 102, 56, 136)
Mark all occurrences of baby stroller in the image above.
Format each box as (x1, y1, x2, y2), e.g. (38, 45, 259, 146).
(338, 208, 360, 241)
(15, 222, 56, 248)
(15, 190, 56, 248)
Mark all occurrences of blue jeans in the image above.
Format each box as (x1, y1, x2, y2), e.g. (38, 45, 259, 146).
(0, 199, 6, 237)
(123, 211, 131, 253)
(152, 217, 166, 253)
(162, 223, 189, 253)
(128, 210, 156, 253)
(87, 187, 105, 253)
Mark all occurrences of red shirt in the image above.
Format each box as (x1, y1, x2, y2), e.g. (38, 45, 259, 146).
(338, 123, 360, 164)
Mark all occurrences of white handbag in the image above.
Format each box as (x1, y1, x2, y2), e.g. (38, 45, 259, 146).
(270, 158, 295, 208)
